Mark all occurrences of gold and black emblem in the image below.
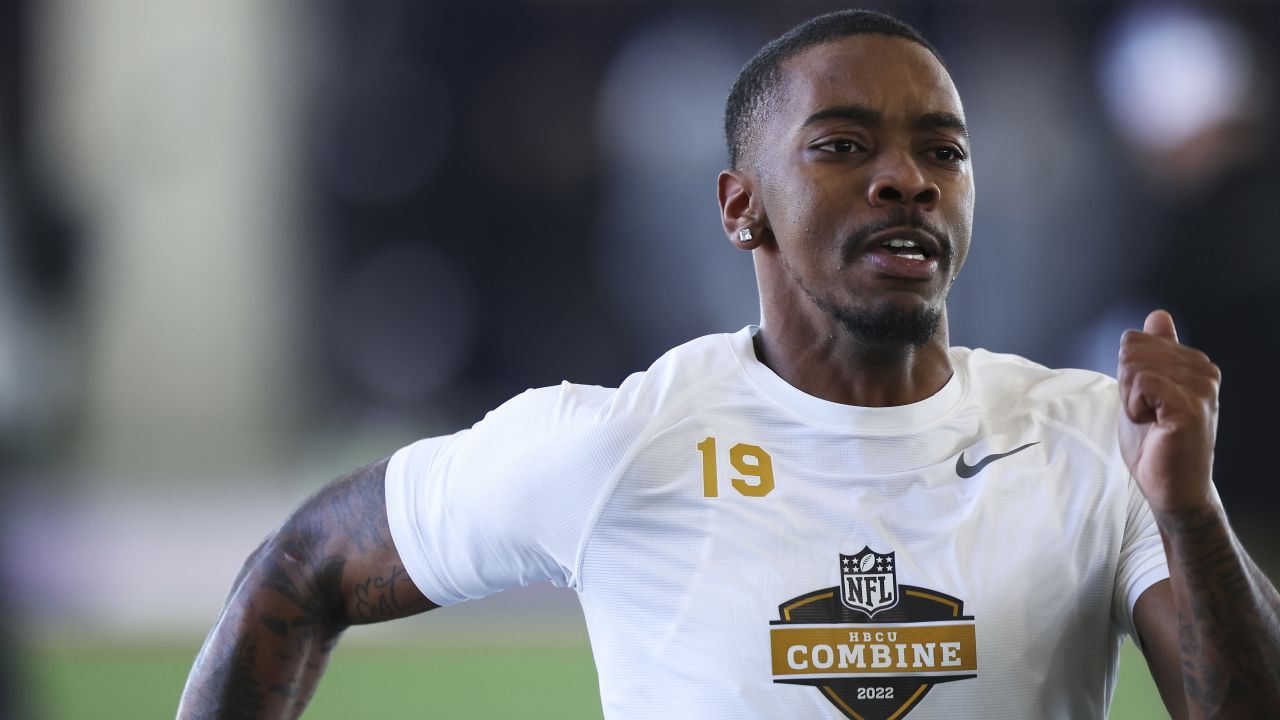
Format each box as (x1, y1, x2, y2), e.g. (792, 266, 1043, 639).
(770, 549, 978, 720)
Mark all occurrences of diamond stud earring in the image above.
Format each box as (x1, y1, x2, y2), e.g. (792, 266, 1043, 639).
(738, 228, 753, 243)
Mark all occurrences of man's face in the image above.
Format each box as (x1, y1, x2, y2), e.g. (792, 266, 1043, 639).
(752, 35, 974, 346)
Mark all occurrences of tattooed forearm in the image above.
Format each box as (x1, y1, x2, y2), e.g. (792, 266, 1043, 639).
(178, 458, 437, 719)
(1160, 502, 1280, 719)
(257, 613, 288, 640)
(192, 629, 269, 720)
(227, 641, 267, 717)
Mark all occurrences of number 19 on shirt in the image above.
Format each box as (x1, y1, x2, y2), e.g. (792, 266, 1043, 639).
(696, 437, 775, 498)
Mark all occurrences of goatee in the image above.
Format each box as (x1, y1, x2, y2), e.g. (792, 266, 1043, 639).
(829, 300, 943, 348)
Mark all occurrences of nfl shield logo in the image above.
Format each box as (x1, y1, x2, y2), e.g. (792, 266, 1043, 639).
(840, 547, 899, 617)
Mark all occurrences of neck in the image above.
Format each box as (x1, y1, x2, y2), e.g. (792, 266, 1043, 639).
(752, 315, 954, 408)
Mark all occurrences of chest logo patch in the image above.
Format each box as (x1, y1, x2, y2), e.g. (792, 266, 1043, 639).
(770, 547, 978, 720)
(840, 548, 899, 616)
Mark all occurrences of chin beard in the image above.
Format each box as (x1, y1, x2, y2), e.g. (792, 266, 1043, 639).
(827, 300, 943, 348)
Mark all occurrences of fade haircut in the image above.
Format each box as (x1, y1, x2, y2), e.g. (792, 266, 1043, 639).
(724, 10, 944, 169)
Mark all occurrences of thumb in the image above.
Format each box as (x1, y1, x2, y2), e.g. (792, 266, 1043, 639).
(1143, 309, 1179, 342)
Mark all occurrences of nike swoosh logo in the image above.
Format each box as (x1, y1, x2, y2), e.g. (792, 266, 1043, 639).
(955, 441, 1040, 478)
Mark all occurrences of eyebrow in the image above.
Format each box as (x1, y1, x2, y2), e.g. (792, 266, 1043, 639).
(917, 110, 969, 140)
(800, 105, 881, 129)
(800, 104, 969, 141)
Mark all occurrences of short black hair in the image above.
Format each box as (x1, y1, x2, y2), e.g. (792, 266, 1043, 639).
(724, 10, 943, 169)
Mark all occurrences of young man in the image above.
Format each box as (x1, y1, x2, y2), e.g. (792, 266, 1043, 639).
(180, 10, 1280, 719)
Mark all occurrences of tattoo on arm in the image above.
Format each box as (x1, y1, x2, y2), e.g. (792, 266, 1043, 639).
(354, 565, 411, 622)
(324, 462, 393, 555)
(1162, 504, 1280, 718)
(180, 458, 436, 719)
(229, 642, 266, 716)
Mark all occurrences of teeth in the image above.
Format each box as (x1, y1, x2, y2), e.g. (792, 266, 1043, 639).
(883, 238, 928, 260)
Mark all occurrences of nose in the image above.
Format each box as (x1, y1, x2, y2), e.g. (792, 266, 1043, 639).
(867, 151, 939, 210)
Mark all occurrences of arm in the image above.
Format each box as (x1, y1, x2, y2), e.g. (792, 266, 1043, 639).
(177, 458, 438, 719)
(1119, 311, 1280, 718)
(1134, 511, 1280, 718)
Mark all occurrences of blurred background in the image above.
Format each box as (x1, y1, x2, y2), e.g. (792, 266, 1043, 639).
(1, 0, 1277, 717)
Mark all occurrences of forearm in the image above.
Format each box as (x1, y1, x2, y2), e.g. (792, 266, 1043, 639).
(178, 540, 348, 719)
(1159, 498, 1280, 718)
(178, 459, 435, 718)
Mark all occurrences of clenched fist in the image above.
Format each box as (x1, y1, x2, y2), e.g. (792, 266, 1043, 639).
(1117, 310, 1221, 519)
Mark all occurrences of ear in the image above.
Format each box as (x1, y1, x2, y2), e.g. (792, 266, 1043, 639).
(718, 169, 766, 251)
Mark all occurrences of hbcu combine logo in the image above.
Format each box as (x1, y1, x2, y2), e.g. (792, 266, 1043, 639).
(769, 547, 978, 720)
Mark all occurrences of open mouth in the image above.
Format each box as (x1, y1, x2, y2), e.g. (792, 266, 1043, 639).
(878, 238, 932, 261)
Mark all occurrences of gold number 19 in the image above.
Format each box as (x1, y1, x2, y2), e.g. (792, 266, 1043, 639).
(696, 437, 775, 498)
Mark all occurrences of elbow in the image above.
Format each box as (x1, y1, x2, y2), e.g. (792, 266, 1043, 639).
(245, 522, 352, 632)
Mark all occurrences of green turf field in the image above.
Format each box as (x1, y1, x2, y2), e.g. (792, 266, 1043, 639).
(16, 638, 1166, 719)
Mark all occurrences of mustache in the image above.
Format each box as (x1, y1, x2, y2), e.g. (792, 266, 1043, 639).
(841, 208, 953, 266)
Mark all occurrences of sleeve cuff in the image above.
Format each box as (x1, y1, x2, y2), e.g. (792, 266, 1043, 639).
(385, 437, 465, 607)
(1124, 562, 1171, 649)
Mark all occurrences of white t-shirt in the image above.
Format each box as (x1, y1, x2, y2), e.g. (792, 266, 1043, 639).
(386, 327, 1169, 719)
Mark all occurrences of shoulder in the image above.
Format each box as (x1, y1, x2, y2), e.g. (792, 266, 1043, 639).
(435, 331, 744, 549)
(953, 347, 1122, 453)
(611, 331, 745, 417)
(481, 330, 744, 448)
(503, 330, 743, 425)
(955, 347, 1118, 406)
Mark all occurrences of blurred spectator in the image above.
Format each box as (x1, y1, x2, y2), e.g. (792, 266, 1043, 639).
(1099, 3, 1278, 521)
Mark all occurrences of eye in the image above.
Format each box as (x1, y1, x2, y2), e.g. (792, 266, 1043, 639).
(815, 138, 862, 154)
(929, 146, 967, 162)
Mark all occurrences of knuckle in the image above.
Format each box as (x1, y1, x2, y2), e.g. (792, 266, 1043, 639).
(1117, 344, 1139, 366)
(1119, 330, 1142, 348)
(1130, 371, 1153, 392)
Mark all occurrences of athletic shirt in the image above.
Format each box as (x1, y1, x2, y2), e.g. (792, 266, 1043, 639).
(386, 327, 1170, 720)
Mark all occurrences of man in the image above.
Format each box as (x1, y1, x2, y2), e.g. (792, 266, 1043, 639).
(179, 10, 1280, 719)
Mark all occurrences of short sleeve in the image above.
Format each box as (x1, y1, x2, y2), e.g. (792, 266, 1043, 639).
(385, 383, 643, 606)
(1111, 473, 1171, 645)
